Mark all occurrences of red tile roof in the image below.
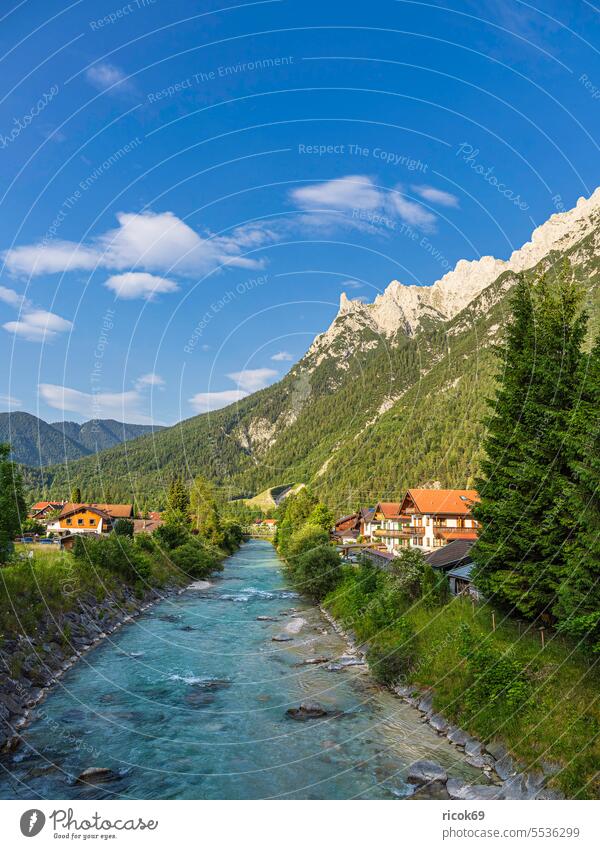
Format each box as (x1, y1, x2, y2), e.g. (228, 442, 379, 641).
(373, 501, 402, 519)
(402, 489, 479, 516)
(58, 503, 133, 520)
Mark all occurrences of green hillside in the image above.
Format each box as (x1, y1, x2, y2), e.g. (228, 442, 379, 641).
(23, 225, 600, 512)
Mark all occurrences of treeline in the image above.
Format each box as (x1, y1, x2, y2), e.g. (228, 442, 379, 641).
(273, 487, 342, 600)
(472, 263, 600, 653)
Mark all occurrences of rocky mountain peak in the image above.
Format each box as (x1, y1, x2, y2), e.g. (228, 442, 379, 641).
(312, 186, 600, 355)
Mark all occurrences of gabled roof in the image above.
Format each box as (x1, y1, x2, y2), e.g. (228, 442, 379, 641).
(58, 505, 111, 521)
(58, 502, 133, 519)
(360, 507, 375, 521)
(426, 539, 474, 570)
(32, 501, 64, 511)
(373, 501, 402, 519)
(401, 489, 479, 516)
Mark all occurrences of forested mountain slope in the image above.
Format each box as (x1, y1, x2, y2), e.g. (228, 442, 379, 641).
(0, 412, 162, 467)
(24, 190, 600, 511)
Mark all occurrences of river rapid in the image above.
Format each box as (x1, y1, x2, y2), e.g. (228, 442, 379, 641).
(0, 540, 481, 799)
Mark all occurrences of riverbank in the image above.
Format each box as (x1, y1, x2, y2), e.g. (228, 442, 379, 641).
(0, 535, 230, 753)
(0, 541, 486, 800)
(323, 566, 600, 800)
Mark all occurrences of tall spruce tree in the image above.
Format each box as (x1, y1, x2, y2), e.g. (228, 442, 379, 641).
(472, 266, 587, 619)
(554, 333, 600, 649)
(167, 474, 189, 514)
(0, 443, 26, 562)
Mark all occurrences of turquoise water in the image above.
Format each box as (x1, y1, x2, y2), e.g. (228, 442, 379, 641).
(0, 540, 480, 799)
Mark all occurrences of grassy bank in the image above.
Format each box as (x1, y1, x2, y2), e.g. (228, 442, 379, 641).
(324, 564, 600, 800)
(0, 531, 228, 644)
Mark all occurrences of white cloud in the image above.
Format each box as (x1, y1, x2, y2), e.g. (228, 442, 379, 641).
(135, 372, 165, 389)
(0, 286, 26, 307)
(227, 368, 278, 393)
(105, 272, 179, 300)
(86, 63, 128, 91)
(291, 175, 381, 211)
(4, 242, 100, 276)
(3, 309, 72, 342)
(39, 373, 159, 424)
(3, 211, 268, 279)
(412, 185, 460, 207)
(189, 367, 279, 414)
(389, 193, 437, 230)
(188, 389, 248, 413)
(0, 393, 22, 407)
(339, 279, 363, 290)
(290, 176, 438, 232)
(271, 351, 293, 361)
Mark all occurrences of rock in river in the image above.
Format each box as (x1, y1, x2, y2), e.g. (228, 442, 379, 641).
(286, 701, 330, 720)
(77, 767, 117, 784)
(272, 634, 293, 642)
(407, 760, 447, 785)
(447, 779, 503, 800)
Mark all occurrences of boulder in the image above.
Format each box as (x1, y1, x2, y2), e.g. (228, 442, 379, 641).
(447, 726, 470, 747)
(417, 693, 433, 714)
(407, 759, 447, 785)
(272, 634, 293, 642)
(447, 779, 504, 800)
(464, 738, 482, 759)
(428, 713, 449, 734)
(502, 774, 530, 800)
(494, 754, 517, 781)
(301, 656, 330, 665)
(485, 741, 508, 761)
(256, 616, 278, 621)
(77, 767, 117, 783)
(286, 701, 330, 720)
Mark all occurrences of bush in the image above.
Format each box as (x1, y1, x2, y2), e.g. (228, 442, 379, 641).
(294, 544, 342, 600)
(73, 534, 151, 583)
(113, 518, 134, 538)
(420, 562, 450, 607)
(286, 525, 329, 569)
(170, 537, 223, 579)
(368, 618, 416, 685)
(390, 547, 426, 601)
(153, 515, 190, 550)
(459, 624, 530, 727)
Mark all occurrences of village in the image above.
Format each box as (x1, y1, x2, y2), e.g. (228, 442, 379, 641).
(22, 485, 481, 604)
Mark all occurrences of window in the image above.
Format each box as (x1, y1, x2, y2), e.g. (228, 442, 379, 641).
(77, 518, 83, 525)
(66, 518, 72, 525)
(89, 519, 95, 526)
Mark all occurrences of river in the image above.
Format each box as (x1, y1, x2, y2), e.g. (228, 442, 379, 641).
(0, 540, 481, 799)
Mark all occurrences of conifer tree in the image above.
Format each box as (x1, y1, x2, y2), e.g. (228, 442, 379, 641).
(0, 443, 26, 562)
(472, 265, 587, 619)
(555, 333, 600, 649)
(167, 474, 189, 514)
(190, 475, 224, 547)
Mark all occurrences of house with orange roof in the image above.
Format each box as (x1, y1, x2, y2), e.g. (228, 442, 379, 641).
(46, 503, 134, 537)
(369, 491, 479, 554)
(397, 489, 479, 551)
(370, 501, 404, 552)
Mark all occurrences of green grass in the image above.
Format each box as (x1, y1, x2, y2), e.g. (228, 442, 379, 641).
(324, 567, 600, 799)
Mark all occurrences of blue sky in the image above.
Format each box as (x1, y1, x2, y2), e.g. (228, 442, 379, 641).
(0, 0, 598, 424)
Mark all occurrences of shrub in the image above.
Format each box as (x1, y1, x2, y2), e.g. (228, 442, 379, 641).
(390, 547, 426, 601)
(368, 618, 416, 685)
(459, 624, 530, 726)
(420, 562, 450, 607)
(73, 534, 151, 583)
(286, 525, 329, 569)
(170, 537, 223, 579)
(113, 518, 134, 538)
(294, 544, 342, 600)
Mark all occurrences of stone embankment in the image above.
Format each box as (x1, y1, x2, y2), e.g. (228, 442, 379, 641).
(320, 607, 563, 800)
(0, 582, 184, 753)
